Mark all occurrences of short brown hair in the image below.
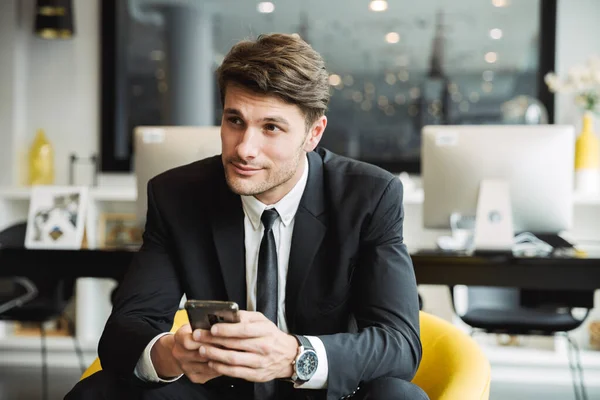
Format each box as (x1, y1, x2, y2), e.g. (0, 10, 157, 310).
(216, 33, 330, 128)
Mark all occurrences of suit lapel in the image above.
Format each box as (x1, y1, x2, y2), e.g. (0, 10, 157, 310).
(286, 151, 327, 331)
(211, 172, 247, 310)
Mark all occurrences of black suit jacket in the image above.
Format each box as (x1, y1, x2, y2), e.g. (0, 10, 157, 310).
(99, 148, 422, 400)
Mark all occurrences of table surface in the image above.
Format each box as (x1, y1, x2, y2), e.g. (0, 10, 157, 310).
(1, 247, 599, 290)
(412, 246, 600, 291)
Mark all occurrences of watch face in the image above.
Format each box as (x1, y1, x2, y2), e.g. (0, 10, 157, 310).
(296, 350, 318, 380)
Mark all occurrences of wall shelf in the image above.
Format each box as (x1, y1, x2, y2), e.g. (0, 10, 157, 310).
(0, 186, 137, 202)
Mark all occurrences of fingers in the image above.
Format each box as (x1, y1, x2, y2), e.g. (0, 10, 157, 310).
(237, 310, 267, 323)
(198, 336, 269, 354)
(174, 325, 201, 351)
(200, 344, 263, 368)
(182, 361, 221, 384)
(175, 324, 214, 351)
(208, 362, 271, 383)
(211, 320, 272, 338)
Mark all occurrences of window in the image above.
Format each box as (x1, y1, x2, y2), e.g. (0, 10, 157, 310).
(101, 0, 556, 173)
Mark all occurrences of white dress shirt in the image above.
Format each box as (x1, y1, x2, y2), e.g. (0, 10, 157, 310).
(135, 155, 329, 389)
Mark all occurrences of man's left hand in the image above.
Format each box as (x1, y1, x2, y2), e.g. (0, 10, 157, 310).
(197, 311, 298, 382)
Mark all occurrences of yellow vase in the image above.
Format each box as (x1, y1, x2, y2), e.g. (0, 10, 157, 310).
(574, 112, 600, 194)
(28, 129, 55, 185)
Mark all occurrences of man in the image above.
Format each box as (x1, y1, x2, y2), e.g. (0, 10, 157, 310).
(66, 33, 427, 400)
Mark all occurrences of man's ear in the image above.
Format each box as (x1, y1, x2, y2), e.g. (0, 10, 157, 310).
(303, 116, 327, 152)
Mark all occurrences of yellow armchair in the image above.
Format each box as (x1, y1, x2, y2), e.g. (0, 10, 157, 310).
(412, 312, 491, 400)
(81, 311, 490, 400)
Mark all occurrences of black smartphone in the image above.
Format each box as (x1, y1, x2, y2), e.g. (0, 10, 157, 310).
(184, 300, 240, 330)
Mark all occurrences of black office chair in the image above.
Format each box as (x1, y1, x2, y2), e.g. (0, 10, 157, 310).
(451, 285, 593, 400)
(0, 222, 83, 400)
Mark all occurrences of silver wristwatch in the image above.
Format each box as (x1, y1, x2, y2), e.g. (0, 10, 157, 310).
(290, 334, 319, 384)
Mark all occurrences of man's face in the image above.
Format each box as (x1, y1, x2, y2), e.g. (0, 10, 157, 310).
(221, 84, 326, 204)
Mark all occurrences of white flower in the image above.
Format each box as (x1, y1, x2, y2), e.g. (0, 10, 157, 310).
(544, 72, 563, 93)
(567, 66, 592, 91)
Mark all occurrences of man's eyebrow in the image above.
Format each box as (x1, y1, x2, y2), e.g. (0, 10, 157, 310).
(262, 116, 290, 126)
(223, 109, 290, 126)
(223, 108, 242, 116)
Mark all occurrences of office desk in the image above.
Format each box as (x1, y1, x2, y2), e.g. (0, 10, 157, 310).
(1, 247, 599, 291)
(412, 250, 600, 291)
(1, 248, 600, 290)
(0, 248, 130, 281)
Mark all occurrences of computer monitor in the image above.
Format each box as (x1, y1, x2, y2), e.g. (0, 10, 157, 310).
(422, 125, 575, 252)
(134, 126, 222, 226)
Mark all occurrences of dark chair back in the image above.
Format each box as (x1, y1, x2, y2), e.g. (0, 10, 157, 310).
(0, 222, 75, 322)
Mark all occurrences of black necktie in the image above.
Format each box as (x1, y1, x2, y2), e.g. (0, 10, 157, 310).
(256, 208, 279, 324)
(255, 208, 279, 400)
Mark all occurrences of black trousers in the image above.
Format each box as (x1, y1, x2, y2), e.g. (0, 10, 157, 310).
(64, 371, 429, 400)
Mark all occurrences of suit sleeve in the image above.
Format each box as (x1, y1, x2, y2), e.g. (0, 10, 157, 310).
(318, 178, 422, 400)
(98, 178, 183, 386)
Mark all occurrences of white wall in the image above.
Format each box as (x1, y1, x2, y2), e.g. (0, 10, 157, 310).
(0, 0, 19, 187)
(0, 0, 99, 187)
(555, 0, 600, 127)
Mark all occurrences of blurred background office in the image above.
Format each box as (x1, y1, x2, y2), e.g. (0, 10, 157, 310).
(0, 0, 599, 399)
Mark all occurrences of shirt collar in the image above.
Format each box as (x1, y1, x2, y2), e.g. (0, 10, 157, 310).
(241, 154, 309, 230)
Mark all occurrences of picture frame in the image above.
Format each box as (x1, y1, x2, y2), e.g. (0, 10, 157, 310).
(97, 213, 143, 250)
(25, 186, 89, 250)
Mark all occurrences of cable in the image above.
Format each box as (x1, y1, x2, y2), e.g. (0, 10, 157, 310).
(567, 334, 588, 400)
(564, 333, 581, 400)
(40, 323, 48, 400)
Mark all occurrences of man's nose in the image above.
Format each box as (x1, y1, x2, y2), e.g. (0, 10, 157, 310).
(236, 128, 261, 160)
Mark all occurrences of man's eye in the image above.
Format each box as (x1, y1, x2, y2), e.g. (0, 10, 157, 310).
(228, 117, 242, 125)
(265, 124, 280, 132)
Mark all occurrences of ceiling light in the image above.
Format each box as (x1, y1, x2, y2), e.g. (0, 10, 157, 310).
(385, 73, 397, 85)
(492, 0, 508, 7)
(328, 74, 342, 86)
(385, 32, 400, 44)
(369, 0, 388, 12)
(490, 28, 503, 39)
(485, 52, 498, 63)
(257, 2, 275, 13)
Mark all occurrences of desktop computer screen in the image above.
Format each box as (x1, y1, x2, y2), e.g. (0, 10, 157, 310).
(134, 126, 222, 226)
(422, 125, 574, 251)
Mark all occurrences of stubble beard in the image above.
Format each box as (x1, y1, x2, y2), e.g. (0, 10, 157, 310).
(224, 146, 305, 197)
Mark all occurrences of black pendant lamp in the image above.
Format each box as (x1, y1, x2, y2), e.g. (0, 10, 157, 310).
(34, 0, 75, 39)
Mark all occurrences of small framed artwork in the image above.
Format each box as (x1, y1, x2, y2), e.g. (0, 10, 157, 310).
(98, 213, 143, 250)
(25, 186, 89, 250)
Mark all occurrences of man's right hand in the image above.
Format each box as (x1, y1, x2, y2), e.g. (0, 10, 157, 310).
(151, 324, 221, 383)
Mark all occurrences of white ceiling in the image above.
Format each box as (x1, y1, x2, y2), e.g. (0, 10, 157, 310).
(212, 0, 542, 75)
